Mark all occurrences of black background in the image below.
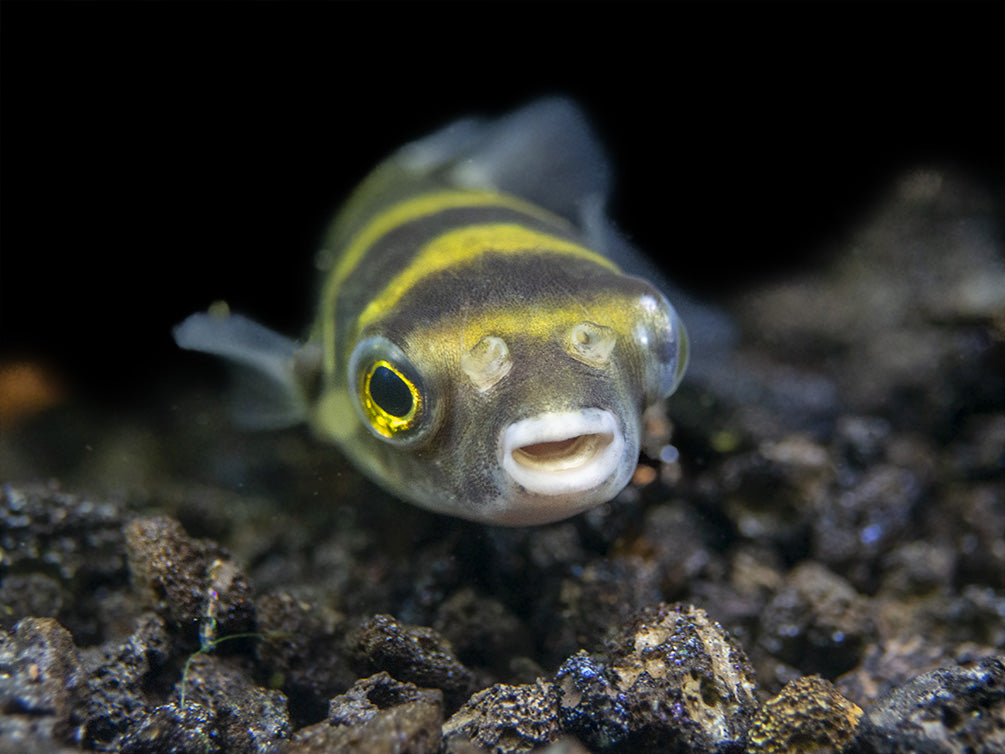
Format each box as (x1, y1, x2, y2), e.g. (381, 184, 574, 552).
(2, 2, 1002, 404)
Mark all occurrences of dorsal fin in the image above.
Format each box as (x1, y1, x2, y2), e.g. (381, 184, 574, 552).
(397, 97, 612, 230)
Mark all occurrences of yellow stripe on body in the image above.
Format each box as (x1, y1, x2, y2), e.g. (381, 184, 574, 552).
(321, 190, 569, 376)
(356, 223, 620, 332)
(409, 289, 645, 361)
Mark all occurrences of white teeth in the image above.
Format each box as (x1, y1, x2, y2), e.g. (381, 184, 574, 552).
(500, 409, 625, 496)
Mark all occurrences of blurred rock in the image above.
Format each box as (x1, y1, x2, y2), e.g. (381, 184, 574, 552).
(757, 562, 874, 685)
(0, 482, 127, 641)
(0, 618, 82, 745)
(255, 591, 354, 726)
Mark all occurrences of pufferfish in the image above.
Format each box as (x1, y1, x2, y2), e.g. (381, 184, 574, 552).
(174, 98, 688, 526)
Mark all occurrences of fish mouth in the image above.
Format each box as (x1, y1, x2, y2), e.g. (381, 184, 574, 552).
(500, 409, 626, 497)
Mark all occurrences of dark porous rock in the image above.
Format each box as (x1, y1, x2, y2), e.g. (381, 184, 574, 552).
(632, 503, 725, 603)
(933, 482, 1005, 593)
(0, 617, 82, 745)
(599, 602, 759, 753)
(124, 516, 255, 641)
(833, 416, 894, 472)
(836, 636, 969, 709)
(811, 464, 927, 593)
(878, 541, 956, 597)
(347, 613, 475, 712)
(255, 591, 355, 726)
(74, 612, 170, 749)
(757, 562, 874, 684)
(854, 656, 1005, 753)
(540, 555, 663, 666)
(121, 652, 291, 754)
(744, 675, 862, 754)
(0, 482, 128, 642)
(533, 738, 595, 754)
(177, 653, 291, 752)
(0, 574, 64, 633)
(118, 703, 218, 754)
(434, 588, 532, 675)
(718, 436, 829, 552)
(696, 545, 785, 650)
(326, 671, 442, 727)
(555, 650, 630, 749)
(442, 679, 560, 753)
(284, 674, 442, 753)
(538, 602, 760, 752)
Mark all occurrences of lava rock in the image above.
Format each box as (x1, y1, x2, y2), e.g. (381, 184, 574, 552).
(347, 614, 475, 712)
(757, 562, 873, 682)
(0, 617, 82, 744)
(836, 636, 966, 709)
(74, 612, 170, 749)
(555, 650, 630, 749)
(854, 655, 1005, 753)
(255, 592, 355, 726)
(124, 515, 255, 640)
(0, 482, 127, 641)
(284, 673, 442, 754)
(434, 588, 532, 674)
(533, 739, 595, 754)
(120, 652, 291, 754)
(442, 679, 560, 753)
(540, 555, 664, 666)
(811, 464, 926, 592)
(326, 671, 442, 727)
(718, 437, 828, 551)
(744, 674, 862, 753)
(550, 603, 759, 752)
(118, 703, 218, 754)
(604, 602, 759, 752)
(0, 574, 64, 631)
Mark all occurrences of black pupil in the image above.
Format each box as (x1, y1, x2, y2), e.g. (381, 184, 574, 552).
(370, 365, 414, 417)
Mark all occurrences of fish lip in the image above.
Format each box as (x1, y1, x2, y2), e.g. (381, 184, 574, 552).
(499, 408, 626, 497)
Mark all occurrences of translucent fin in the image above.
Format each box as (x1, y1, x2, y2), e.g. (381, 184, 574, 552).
(397, 97, 612, 227)
(173, 312, 317, 429)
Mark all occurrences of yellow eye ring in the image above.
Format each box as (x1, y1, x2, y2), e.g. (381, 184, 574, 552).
(361, 360, 422, 438)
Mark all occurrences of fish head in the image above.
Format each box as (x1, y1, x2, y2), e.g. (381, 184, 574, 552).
(320, 275, 687, 525)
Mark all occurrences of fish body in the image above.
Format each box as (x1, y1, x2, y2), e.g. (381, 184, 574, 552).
(175, 99, 688, 525)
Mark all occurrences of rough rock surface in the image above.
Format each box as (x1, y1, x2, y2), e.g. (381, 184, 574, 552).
(443, 680, 560, 753)
(854, 656, 1005, 753)
(283, 672, 443, 753)
(560, 603, 759, 753)
(744, 675, 862, 754)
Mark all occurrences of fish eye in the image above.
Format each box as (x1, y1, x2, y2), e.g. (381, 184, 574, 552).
(635, 291, 689, 403)
(349, 337, 433, 443)
(363, 360, 420, 433)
